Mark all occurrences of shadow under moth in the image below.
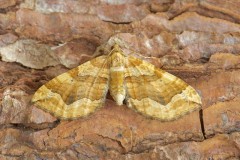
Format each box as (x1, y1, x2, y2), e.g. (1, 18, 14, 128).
(32, 40, 202, 121)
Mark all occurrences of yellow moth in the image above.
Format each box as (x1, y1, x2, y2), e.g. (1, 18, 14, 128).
(32, 42, 201, 121)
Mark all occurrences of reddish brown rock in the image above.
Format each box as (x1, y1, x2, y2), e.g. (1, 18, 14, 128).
(196, 71, 240, 108)
(167, 0, 240, 24)
(141, 12, 240, 34)
(19, 0, 35, 9)
(203, 97, 240, 137)
(166, 0, 198, 18)
(0, 128, 33, 157)
(0, 88, 30, 124)
(0, 39, 60, 69)
(176, 31, 240, 61)
(34, 0, 96, 14)
(29, 106, 57, 124)
(0, 0, 17, 9)
(150, 0, 173, 13)
(136, 13, 240, 62)
(182, 43, 240, 61)
(124, 133, 240, 159)
(208, 53, 240, 70)
(100, 0, 146, 5)
(0, 38, 99, 69)
(0, 128, 238, 159)
(173, 12, 240, 33)
(230, 132, 240, 149)
(176, 31, 240, 48)
(29, 100, 202, 151)
(53, 40, 97, 68)
(0, 33, 18, 47)
(15, 9, 113, 43)
(0, 12, 17, 31)
(0, 61, 57, 124)
(97, 4, 149, 23)
(200, 0, 240, 22)
(138, 32, 175, 57)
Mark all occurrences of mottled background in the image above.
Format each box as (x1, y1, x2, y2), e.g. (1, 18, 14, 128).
(0, 0, 239, 159)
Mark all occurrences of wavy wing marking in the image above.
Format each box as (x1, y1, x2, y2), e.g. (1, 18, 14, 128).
(125, 56, 202, 121)
(32, 55, 109, 119)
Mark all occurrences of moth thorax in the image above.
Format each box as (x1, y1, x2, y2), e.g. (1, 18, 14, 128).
(110, 51, 125, 67)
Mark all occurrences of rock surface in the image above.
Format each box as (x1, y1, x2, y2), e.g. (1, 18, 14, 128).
(0, 0, 239, 159)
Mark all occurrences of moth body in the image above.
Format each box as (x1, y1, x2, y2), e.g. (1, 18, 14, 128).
(109, 46, 126, 105)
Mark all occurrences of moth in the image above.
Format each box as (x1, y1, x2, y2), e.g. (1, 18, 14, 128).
(32, 43, 202, 121)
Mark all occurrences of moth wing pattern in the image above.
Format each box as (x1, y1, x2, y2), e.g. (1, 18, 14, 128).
(32, 55, 110, 119)
(124, 55, 202, 121)
(32, 41, 202, 121)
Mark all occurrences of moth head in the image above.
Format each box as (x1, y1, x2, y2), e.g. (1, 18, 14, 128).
(111, 43, 121, 51)
(108, 43, 126, 56)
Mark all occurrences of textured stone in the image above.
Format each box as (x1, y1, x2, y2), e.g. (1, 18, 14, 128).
(0, 86, 56, 125)
(176, 31, 240, 61)
(0, 0, 17, 9)
(29, 99, 202, 152)
(100, 0, 148, 5)
(0, 88, 30, 124)
(166, 0, 199, 18)
(176, 31, 240, 47)
(142, 12, 240, 34)
(97, 4, 149, 23)
(16, 9, 113, 43)
(208, 53, 240, 70)
(26, 0, 151, 23)
(53, 40, 97, 68)
(196, 71, 240, 108)
(125, 133, 240, 159)
(0, 33, 18, 47)
(200, 0, 240, 21)
(0, 129, 238, 159)
(182, 43, 240, 61)
(175, 31, 240, 61)
(34, 0, 95, 14)
(0, 128, 33, 157)
(19, 0, 35, 9)
(0, 38, 98, 69)
(0, 61, 57, 124)
(138, 32, 175, 57)
(0, 12, 16, 31)
(204, 97, 240, 137)
(29, 106, 57, 124)
(167, 0, 240, 24)
(230, 132, 240, 149)
(0, 39, 60, 69)
(150, 0, 173, 13)
(177, 12, 240, 33)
